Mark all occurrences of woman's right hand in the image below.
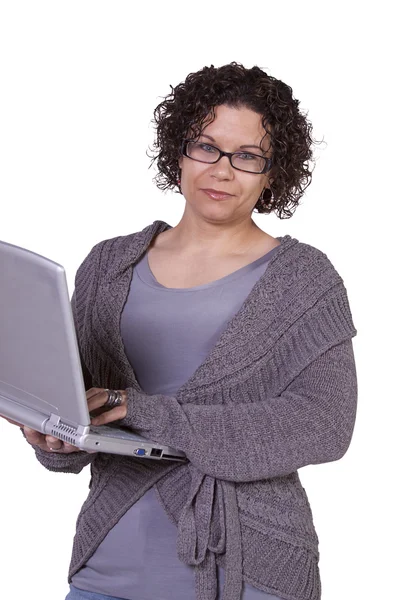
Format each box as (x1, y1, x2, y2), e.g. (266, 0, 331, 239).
(1, 415, 82, 453)
(23, 426, 83, 453)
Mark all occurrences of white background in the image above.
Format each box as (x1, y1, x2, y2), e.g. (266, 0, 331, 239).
(0, 2, 398, 599)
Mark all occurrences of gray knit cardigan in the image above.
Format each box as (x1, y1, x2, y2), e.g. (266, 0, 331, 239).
(29, 220, 358, 600)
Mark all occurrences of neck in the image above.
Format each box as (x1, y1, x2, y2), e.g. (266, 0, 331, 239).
(167, 215, 265, 257)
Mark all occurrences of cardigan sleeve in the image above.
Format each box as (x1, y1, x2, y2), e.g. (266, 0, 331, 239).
(20, 291, 97, 474)
(71, 290, 94, 391)
(118, 337, 358, 482)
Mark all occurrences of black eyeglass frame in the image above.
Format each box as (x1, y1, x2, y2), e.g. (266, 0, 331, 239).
(180, 139, 273, 175)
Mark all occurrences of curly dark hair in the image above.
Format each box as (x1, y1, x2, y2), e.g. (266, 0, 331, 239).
(148, 62, 324, 219)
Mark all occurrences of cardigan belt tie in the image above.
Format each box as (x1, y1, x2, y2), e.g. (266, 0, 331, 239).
(177, 464, 243, 600)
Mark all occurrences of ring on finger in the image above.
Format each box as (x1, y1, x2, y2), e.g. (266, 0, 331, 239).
(104, 389, 123, 410)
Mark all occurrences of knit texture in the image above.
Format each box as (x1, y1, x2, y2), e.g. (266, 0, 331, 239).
(29, 220, 358, 600)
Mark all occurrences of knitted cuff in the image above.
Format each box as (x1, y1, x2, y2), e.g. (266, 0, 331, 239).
(118, 388, 162, 438)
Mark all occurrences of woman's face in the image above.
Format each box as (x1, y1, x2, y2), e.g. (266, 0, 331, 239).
(178, 104, 273, 223)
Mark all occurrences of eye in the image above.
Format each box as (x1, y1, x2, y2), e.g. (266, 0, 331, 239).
(236, 152, 257, 161)
(198, 143, 217, 153)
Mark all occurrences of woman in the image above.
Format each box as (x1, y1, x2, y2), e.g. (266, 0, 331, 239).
(15, 63, 358, 600)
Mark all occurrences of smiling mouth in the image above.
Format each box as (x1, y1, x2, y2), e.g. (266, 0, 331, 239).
(201, 189, 233, 199)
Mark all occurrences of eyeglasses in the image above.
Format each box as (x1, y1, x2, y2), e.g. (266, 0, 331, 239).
(181, 139, 272, 174)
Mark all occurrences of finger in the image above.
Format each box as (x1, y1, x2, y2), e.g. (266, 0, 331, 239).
(91, 404, 127, 426)
(86, 388, 107, 400)
(1, 416, 24, 427)
(46, 436, 63, 451)
(46, 435, 59, 444)
(87, 389, 127, 414)
(50, 442, 81, 453)
(22, 427, 59, 452)
(24, 426, 46, 445)
(63, 442, 82, 453)
(86, 389, 110, 413)
(119, 390, 128, 405)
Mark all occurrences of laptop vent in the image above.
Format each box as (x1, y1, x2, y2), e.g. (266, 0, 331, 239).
(51, 423, 77, 445)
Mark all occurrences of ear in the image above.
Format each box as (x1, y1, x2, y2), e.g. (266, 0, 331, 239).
(178, 156, 183, 170)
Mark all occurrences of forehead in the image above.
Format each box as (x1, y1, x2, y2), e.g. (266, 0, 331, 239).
(200, 104, 271, 150)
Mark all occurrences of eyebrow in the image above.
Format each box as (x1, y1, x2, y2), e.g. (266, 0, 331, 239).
(199, 133, 264, 152)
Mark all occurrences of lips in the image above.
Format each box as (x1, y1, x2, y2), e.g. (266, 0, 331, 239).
(201, 189, 233, 200)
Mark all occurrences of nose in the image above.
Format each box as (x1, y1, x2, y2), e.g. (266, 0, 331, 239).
(209, 155, 234, 180)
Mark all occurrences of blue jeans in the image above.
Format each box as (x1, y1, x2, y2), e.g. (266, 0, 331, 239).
(66, 586, 126, 600)
(66, 583, 283, 600)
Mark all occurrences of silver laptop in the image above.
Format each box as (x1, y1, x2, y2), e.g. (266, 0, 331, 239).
(0, 239, 187, 462)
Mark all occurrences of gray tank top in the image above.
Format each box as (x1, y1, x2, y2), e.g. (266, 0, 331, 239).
(71, 242, 283, 600)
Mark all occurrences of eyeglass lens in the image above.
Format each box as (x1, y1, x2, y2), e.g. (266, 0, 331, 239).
(186, 141, 266, 174)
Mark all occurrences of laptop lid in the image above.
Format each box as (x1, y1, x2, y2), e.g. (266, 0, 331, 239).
(0, 239, 90, 428)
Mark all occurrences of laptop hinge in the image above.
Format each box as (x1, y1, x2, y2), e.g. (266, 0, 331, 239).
(47, 414, 89, 445)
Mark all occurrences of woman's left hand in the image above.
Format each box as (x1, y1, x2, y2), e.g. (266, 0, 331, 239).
(87, 388, 128, 426)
